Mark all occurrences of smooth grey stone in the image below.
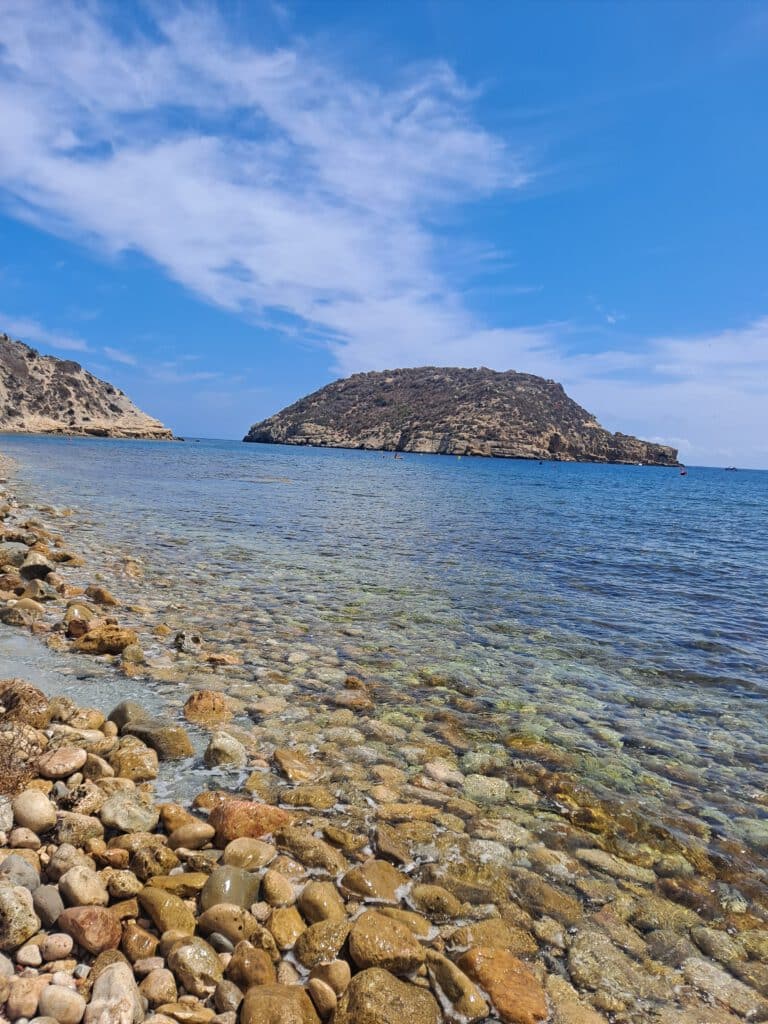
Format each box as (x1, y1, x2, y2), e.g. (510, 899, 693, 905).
(33, 885, 65, 928)
(0, 854, 40, 892)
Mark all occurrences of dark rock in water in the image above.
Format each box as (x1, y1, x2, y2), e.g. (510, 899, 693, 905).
(243, 366, 679, 465)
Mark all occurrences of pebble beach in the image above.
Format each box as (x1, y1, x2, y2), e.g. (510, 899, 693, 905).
(2, 444, 768, 1024)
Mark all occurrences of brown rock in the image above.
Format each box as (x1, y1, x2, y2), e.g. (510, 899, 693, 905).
(458, 946, 548, 1024)
(268, 905, 306, 950)
(448, 917, 538, 956)
(340, 859, 409, 904)
(58, 906, 122, 954)
(197, 903, 262, 946)
(349, 910, 425, 975)
(138, 886, 196, 935)
(85, 584, 119, 606)
(294, 919, 352, 968)
(425, 950, 489, 1023)
(298, 880, 347, 924)
(333, 968, 440, 1024)
(183, 690, 234, 726)
(274, 748, 321, 782)
(73, 625, 138, 655)
(241, 983, 320, 1024)
(209, 800, 292, 845)
(226, 940, 276, 988)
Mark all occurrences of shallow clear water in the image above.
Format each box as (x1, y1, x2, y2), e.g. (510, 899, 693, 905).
(3, 435, 768, 855)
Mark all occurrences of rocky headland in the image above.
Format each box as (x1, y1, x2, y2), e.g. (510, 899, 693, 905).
(0, 333, 173, 440)
(243, 367, 679, 465)
(2, 453, 768, 1024)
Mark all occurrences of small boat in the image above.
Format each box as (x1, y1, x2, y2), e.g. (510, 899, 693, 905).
(680, 467, 688, 476)
(725, 466, 738, 472)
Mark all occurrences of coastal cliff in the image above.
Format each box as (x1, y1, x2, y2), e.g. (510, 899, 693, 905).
(243, 366, 679, 465)
(0, 332, 172, 439)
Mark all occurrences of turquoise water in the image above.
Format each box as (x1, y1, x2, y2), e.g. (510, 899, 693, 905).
(3, 435, 768, 854)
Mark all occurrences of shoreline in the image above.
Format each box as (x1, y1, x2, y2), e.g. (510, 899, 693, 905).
(2, 445, 768, 1023)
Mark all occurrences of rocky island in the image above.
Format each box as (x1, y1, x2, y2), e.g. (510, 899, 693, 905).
(0, 332, 172, 440)
(243, 367, 678, 465)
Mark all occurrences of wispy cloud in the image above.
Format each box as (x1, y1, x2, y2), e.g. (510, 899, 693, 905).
(0, 0, 527, 379)
(0, 312, 89, 353)
(103, 345, 137, 366)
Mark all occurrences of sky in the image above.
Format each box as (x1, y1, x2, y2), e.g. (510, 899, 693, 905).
(0, 2, 767, 466)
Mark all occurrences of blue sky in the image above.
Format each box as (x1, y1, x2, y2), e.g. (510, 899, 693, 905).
(1, 1, 767, 465)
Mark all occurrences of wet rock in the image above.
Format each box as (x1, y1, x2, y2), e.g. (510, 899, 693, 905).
(183, 690, 234, 726)
(85, 584, 119, 606)
(690, 925, 743, 964)
(268, 905, 307, 949)
(240, 983, 320, 1024)
(138, 887, 196, 935)
(334, 968, 440, 1024)
(631, 893, 701, 933)
(447, 917, 537, 956)
(340, 859, 409, 904)
(308, 977, 337, 1020)
(58, 906, 122, 954)
(167, 937, 223, 997)
(567, 926, 668, 1014)
(458, 946, 548, 1024)
(74, 625, 139, 655)
(0, 883, 40, 949)
(274, 748, 321, 783)
(122, 718, 194, 761)
(83, 960, 144, 1024)
(20, 550, 54, 580)
(463, 774, 510, 804)
(294, 919, 352, 968)
(109, 745, 159, 782)
(298, 881, 347, 924)
(167, 820, 215, 850)
(425, 950, 488, 1023)
(545, 974, 607, 1024)
(122, 921, 160, 963)
(222, 837, 276, 870)
(130, 843, 180, 881)
(197, 903, 261, 946)
(349, 910, 425, 974)
(575, 847, 656, 884)
(204, 731, 248, 769)
(100, 790, 160, 834)
(309, 959, 351, 997)
(510, 871, 582, 926)
(226, 940, 276, 988)
(215, 979, 244, 1014)
(410, 883, 462, 920)
(683, 956, 768, 1018)
(208, 800, 291, 845)
(276, 827, 346, 874)
(200, 866, 261, 912)
(262, 868, 295, 907)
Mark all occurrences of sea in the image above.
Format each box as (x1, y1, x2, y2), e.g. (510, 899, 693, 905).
(1, 434, 767, 863)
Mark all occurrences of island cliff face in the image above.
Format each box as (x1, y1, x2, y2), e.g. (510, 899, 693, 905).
(244, 366, 678, 465)
(0, 333, 173, 439)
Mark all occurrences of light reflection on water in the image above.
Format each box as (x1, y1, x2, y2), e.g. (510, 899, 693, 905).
(2, 434, 768, 849)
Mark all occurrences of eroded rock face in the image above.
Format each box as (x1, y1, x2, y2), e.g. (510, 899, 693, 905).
(243, 366, 679, 466)
(0, 331, 173, 439)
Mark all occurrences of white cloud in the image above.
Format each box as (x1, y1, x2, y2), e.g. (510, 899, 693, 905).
(103, 346, 137, 366)
(0, 313, 89, 353)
